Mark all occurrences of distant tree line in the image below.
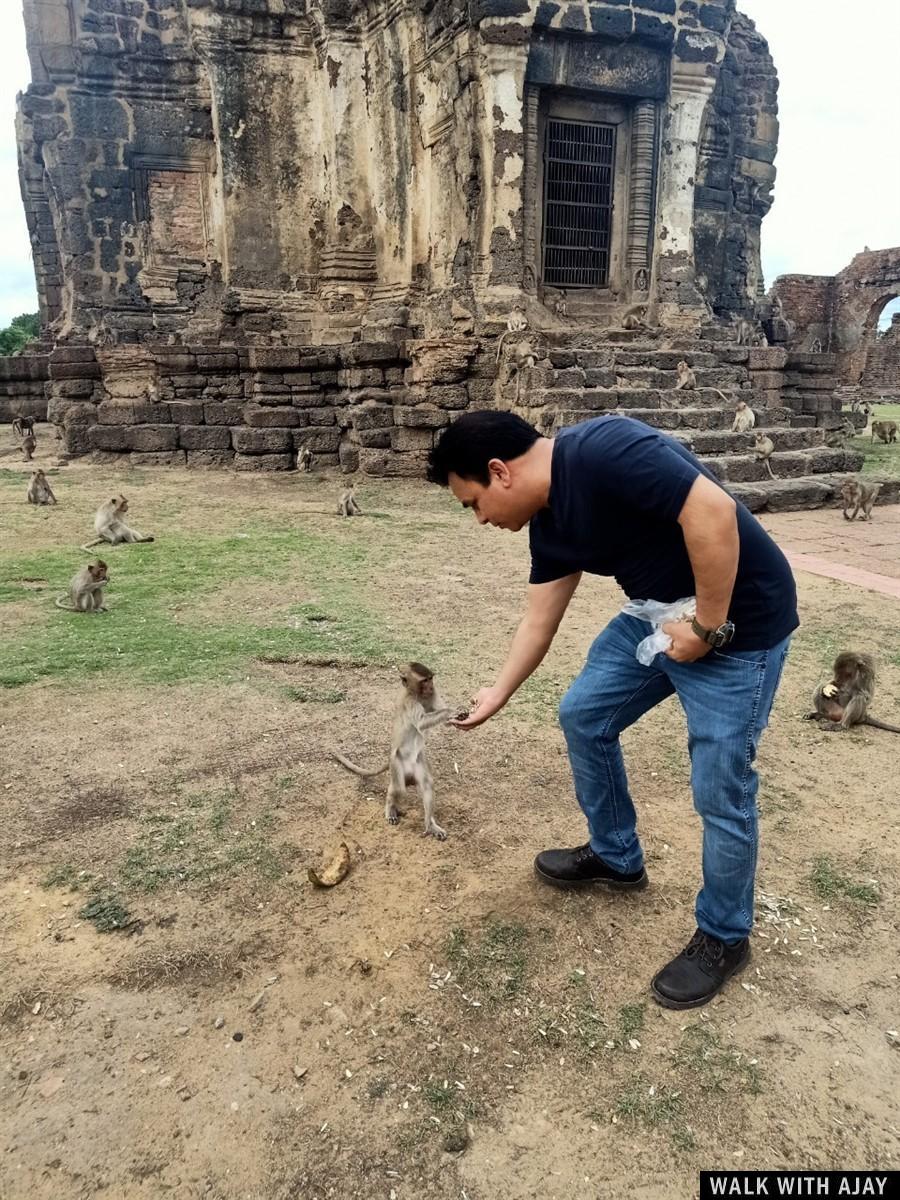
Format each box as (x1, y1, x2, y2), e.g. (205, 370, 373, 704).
(0, 313, 40, 356)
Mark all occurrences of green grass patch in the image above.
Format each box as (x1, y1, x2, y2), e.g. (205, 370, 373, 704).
(0, 526, 437, 688)
(445, 919, 529, 1005)
(42, 786, 296, 910)
(673, 1023, 762, 1098)
(78, 891, 134, 933)
(810, 855, 880, 907)
(850, 402, 900, 480)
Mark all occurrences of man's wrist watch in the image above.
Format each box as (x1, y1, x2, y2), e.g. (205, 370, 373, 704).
(690, 617, 736, 648)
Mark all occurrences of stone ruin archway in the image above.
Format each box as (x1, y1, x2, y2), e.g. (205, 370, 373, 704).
(861, 294, 900, 396)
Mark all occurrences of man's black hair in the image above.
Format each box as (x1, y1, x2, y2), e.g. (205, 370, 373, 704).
(427, 411, 541, 486)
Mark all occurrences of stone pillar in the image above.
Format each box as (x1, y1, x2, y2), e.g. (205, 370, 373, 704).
(654, 64, 716, 330)
(626, 99, 657, 298)
(521, 84, 540, 294)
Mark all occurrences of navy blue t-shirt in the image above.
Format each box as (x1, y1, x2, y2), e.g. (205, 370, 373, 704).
(528, 417, 799, 651)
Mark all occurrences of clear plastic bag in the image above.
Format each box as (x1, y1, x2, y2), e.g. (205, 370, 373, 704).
(621, 596, 697, 666)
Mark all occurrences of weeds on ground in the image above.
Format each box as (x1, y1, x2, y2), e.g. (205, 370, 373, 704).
(810, 855, 880, 907)
(445, 919, 529, 1005)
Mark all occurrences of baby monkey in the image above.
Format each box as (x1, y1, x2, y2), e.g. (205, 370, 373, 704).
(674, 360, 696, 391)
(27, 469, 57, 505)
(332, 661, 452, 839)
(840, 476, 880, 521)
(732, 400, 756, 433)
(808, 651, 900, 733)
(337, 485, 362, 517)
(56, 560, 109, 612)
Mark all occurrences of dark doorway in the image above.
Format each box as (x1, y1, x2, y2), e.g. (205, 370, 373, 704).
(541, 118, 616, 289)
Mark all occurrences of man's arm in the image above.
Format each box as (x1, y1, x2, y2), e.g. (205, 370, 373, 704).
(663, 474, 739, 663)
(452, 572, 582, 729)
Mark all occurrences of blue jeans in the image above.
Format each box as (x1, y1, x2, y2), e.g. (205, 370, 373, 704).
(558, 613, 791, 944)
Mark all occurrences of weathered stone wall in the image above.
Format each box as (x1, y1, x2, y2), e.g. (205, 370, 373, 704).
(693, 9, 777, 318)
(861, 315, 900, 395)
(17, 0, 772, 346)
(772, 248, 900, 387)
(0, 356, 49, 425)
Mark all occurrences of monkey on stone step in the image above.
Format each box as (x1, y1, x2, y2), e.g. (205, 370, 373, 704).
(732, 400, 756, 433)
(331, 661, 453, 839)
(27, 469, 57, 506)
(554, 290, 568, 320)
(807, 651, 900, 733)
(12, 415, 35, 439)
(621, 303, 648, 332)
(337, 485, 362, 517)
(753, 431, 777, 478)
(840, 476, 880, 522)
(55, 560, 109, 613)
(674, 360, 696, 391)
(824, 419, 855, 449)
(82, 495, 154, 550)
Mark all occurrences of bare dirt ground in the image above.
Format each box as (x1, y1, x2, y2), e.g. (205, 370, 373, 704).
(1, 455, 899, 1200)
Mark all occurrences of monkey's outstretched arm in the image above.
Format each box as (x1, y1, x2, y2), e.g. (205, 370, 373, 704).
(331, 749, 389, 778)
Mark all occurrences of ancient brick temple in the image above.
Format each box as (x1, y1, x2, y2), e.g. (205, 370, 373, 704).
(9, 0, 892, 509)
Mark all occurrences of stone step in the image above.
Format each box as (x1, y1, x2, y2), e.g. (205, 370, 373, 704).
(548, 407, 797, 434)
(701, 447, 863, 485)
(524, 383, 749, 410)
(729, 474, 900, 514)
(673, 427, 826, 455)
(615, 364, 750, 387)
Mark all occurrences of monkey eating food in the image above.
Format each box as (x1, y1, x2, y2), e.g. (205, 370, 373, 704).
(55, 560, 109, 612)
(807, 651, 900, 733)
(332, 661, 452, 839)
(26, 469, 57, 506)
(674, 361, 696, 391)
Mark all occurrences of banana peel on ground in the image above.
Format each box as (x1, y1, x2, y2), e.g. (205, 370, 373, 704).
(308, 842, 352, 888)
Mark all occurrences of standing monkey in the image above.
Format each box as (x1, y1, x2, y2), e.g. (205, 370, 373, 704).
(753, 432, 777, 478)
(82, 495, 154, 550)
(871, 420, 898, 444)
(21, 431, 36, 461)
(732, 401, 756, 433)
(808, 652, 900, 733)
(674, 361, 696, 391)
(12, 416, 36, 439)
(332, 662, 453, 839)
(554, 290, 568, 320)
(840, 477, 880, 521)
(55, 560, 109, 612)
(297, 444, 313, 472)
(27, 469, 57, 505)
(337, 485, 362, 517)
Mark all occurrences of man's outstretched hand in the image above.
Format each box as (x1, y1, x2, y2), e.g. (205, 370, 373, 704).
(449, 686, 508, 730)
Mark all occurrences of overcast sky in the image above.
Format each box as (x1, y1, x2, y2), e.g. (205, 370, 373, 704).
(0, 1, 898, 329)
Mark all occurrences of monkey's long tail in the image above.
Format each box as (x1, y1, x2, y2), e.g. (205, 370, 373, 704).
(863, 716, 900, 734)
(80, 538, 105, 551)
(54, 596, 76, 611)
(331, 750, 388, 778)
(765, 460, 776, 480)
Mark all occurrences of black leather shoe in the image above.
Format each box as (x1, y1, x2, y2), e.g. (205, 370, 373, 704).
(650, 928, 750, 1010)
(534, 843, 648, 891)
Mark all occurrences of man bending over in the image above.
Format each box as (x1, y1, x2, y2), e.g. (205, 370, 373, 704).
(428, 412, 797, 1009)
